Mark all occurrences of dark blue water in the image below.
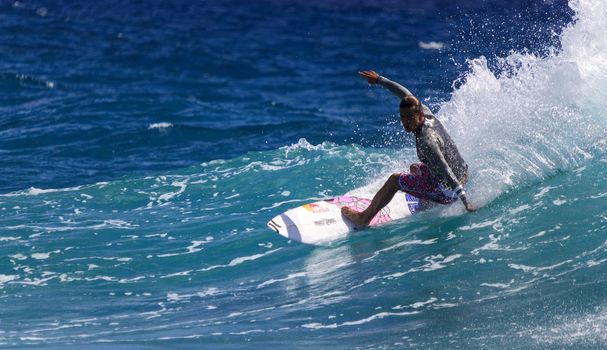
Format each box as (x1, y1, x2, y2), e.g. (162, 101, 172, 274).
(0, 0, 571, 193)
(3, 0, 607, 349)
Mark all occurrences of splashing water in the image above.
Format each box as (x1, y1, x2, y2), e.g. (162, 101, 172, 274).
(436, 0, 607, 205)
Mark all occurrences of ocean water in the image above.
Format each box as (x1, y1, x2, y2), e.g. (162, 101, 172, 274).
(1, 0, 606, 349)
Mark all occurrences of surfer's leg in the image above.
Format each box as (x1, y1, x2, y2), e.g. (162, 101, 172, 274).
(341, 173, 401, 228)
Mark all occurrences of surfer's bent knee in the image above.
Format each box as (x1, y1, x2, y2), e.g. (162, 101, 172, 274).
(389, 173, 400, 180)
(388, 173, 401, 188)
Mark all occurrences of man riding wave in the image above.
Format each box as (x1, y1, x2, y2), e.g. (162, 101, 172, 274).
(342, 70, 475, 229)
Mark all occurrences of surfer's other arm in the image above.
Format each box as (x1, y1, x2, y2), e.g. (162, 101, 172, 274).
(358, 70, 413, 99)
(423, 131, 476, 213)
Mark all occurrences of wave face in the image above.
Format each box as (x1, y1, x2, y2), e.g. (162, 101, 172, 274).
(1, 137, 606, 348)
(2, 0, 607, 349)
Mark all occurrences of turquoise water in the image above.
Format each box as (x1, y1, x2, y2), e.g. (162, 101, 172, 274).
(2, 0, 607, 348)
(1, 141, 606, 348)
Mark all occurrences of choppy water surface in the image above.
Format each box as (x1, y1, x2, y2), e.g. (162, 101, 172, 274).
(1, 0, 607, 349)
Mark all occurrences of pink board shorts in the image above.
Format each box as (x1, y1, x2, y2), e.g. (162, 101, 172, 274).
(398, 163, 459, 205)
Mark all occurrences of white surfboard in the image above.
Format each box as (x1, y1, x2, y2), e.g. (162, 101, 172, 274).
(267, 192, 421, 245)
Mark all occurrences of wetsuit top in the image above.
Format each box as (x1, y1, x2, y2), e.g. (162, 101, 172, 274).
(377, 75, 468, 194)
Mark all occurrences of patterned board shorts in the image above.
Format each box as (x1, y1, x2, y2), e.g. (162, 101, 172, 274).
(398, 163, 459, 205)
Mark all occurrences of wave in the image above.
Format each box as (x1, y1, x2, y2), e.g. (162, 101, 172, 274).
(434, 0, 607, 206)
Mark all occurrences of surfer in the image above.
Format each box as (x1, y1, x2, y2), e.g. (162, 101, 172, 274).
(342, 70, 475, 228)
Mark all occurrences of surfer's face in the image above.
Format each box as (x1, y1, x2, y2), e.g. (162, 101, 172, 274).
(400, 107, 423, 132)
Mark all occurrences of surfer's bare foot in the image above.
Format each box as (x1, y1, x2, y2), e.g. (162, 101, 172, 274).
(341, 206, 369, 229)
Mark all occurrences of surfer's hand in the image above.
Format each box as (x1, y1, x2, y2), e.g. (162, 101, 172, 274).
(359, 70, 380, 84)
(464, 202, 476, 212)
(410, 163, 422, 176)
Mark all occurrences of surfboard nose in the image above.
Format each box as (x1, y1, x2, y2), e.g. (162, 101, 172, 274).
(267, 215, 287, 237)
(267, 214, 304, 242)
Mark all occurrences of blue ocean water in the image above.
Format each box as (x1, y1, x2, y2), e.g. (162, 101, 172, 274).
(1, 0, 606, 348)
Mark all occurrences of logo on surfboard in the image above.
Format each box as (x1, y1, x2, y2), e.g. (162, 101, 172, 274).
(303, 203, 330, 213)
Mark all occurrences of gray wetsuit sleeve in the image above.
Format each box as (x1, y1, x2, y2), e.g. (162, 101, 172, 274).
(377, 76, 413, 99)
(422, 129, 463, 191)
(377, 76, 434, 115)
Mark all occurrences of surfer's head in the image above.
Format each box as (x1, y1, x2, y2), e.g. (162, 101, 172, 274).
(399, 95, 424, 132)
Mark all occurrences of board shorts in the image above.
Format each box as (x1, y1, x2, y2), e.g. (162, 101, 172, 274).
(398, 163, 459, 205)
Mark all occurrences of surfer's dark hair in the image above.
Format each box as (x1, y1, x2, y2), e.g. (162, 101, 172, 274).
(400, 96, 421, 110)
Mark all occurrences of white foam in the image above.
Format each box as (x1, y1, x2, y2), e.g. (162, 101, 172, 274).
(534, 186, 559, 199)
(198, 248, 282, 272)
(63, 256, 132, 262)
(528, 230, 547, 239)
(228, 248, 281, 266)
(393, 297, 438, 310)
(256, 272, 307, 289)
(302, 310, 420, 329)
(31, 252, 51, 260)
(362, 238, 438, 262)
(6, 219, 137, 233)
(552, 198, 568, 206)
(157, 180, 188, 202)
(161, 270, 192, 278)
(157, 238, 213, 258)
(229, 329, 264, 335)
(419, 41, 445, 50)
(480, 280, 514, 289)
(282, 138, 334, 156)
(459, 219, 502, 231)
(508, 259, 574, 274)
(167, 293, 182, 302)
(148, 122, 173, 130)
(0, 274, 19, 285)
(509, 204, 531, 215)
(1, 185, 84, 197)
(421, 254, 463, 271)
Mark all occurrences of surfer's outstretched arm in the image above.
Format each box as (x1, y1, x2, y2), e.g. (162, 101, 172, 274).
(358, 70, 413, 99)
